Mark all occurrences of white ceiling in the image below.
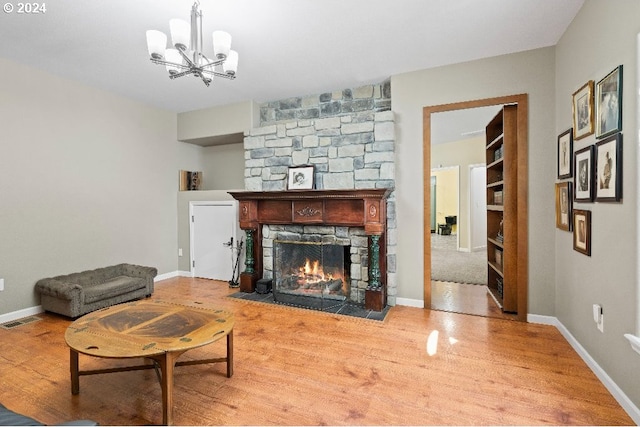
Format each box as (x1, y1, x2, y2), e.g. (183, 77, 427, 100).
(431, 105, 503, 145)
(0, 0, 583, 115)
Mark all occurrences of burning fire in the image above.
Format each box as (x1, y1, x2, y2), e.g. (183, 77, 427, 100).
(298, 258, 335, 283)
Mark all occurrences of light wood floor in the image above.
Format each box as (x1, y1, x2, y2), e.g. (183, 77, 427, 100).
(0, 277, 633, 426)
(431, 280, 516, 321)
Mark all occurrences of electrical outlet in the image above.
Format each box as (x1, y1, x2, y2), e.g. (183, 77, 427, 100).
(178, 248, 183, 257)
(593, 304, 604, 333)
(597, 312, 604, 333)
(0, 278, 4, 291)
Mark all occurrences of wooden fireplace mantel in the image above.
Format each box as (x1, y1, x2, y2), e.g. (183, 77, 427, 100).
(228, 189, 391, 311)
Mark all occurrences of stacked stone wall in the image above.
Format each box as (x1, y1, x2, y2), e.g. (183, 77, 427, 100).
(260, 80, 391, 125)
(244, 81, 397, 305)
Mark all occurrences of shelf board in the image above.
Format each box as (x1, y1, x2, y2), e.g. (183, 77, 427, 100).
(487, 237, 504, 248)
(487, 157, 504, 169)
(487, 180, 504, 188)
(488, 261, 504, 277)
(486, 133, 504, 150)
(487, 286, 503, 309)
(487, 205, 504, 211)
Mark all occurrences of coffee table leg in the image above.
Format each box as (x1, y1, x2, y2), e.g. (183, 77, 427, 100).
(70, 348, 80, 395)
(154, 352, 179, 426)
(227, 330, 234, 378)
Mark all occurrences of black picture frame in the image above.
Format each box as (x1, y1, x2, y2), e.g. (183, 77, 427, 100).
(595, 133, 622, 202)
(572, 81, 595, 140)
(555, 182, 572, 232)
(557, 128, 573, 179)
(573, 209, 591, 256)
(287, 165, 315, 190)
(595, 65, 623, 139)
(574, 145, 594, 202)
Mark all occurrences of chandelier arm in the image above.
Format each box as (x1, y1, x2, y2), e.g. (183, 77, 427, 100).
(200, 69, 236, 80)
(197, 72, 211, 87)
(200, 58, 226, 69)
(177, 48, 197, 68)
(169, 69, 197, 79)
(150, 58, 191, 71)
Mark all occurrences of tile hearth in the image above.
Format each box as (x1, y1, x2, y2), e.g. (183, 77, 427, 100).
(228, 291, 390, 321)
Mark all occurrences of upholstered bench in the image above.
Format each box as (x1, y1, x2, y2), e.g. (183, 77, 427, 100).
(35, 263, 157, 318)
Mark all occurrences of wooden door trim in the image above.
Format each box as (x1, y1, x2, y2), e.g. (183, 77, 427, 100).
(423, 94, 528, 322)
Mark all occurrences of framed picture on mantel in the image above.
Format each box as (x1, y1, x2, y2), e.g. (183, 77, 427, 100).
(287, 165, 315, 190)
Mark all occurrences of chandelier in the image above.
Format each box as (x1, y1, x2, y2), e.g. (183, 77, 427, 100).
(145, 1, 238, 87)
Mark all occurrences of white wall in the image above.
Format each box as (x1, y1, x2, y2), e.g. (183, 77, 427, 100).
(392, 46, 557, 314)
(0, 58, 190, 314)
(555, 0, 640, 408)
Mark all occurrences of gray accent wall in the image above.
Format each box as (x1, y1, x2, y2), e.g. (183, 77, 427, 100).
(555, 0, 640, 408)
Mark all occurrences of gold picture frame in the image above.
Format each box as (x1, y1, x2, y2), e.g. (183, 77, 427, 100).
(572, 80, 594, 140)
(555, 182, 572, 231)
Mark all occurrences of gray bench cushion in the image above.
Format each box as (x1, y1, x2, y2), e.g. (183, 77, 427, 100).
(0, 403, 42, 425)
(84, 276, 146, 304)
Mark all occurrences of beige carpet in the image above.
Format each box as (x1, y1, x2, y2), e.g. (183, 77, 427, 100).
(431, 234, 487, 285)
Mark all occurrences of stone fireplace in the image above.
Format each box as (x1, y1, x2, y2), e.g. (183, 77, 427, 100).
(230, 81, 397, 310)
(229, 189, 390, 311)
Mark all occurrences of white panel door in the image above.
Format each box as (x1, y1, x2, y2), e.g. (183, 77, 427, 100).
(192, 203, 236, 280)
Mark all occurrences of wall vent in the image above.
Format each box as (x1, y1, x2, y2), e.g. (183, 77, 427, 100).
(0, 316, 41, 330)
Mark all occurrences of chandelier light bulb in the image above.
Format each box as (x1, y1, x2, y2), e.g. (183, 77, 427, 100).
(213, 31, 231, 59)
(169, 19, 190, 51)
(146, 30, 167, 59)
(165, 49, 182, 75)
(223, 50, 238, 76)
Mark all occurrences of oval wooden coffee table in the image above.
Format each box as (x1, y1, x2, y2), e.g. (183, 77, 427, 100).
(65, 299, 234, 425)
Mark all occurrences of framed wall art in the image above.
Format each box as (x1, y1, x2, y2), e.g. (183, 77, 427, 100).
(595, 133, 622, 202)
(557, 128, 573, 179)
(572, 80, 594, 140)
(574, 145, 594, 202)
(287, 165, 315, 190)
(179, 170, 202, 191)
(572, 209, 591, 256)
(595, 65, 623, 139)
(555, 182, 572, 231)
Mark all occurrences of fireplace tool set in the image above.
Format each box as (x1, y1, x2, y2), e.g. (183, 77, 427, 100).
(224, 237, 243, 288)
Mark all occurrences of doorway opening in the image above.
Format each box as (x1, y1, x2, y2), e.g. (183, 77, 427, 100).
(423, 94, 528, 321)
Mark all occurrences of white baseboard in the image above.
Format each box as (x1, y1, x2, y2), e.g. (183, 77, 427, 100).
(155, 270, 181, 281)
(527, 313, 558, 326)
(178, 270, 193, 277)
(395, 297, 424, 308)
(0, 305, 44, 324)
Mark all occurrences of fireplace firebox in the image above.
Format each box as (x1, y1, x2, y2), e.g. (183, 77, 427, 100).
(273, 240, 350, 309)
